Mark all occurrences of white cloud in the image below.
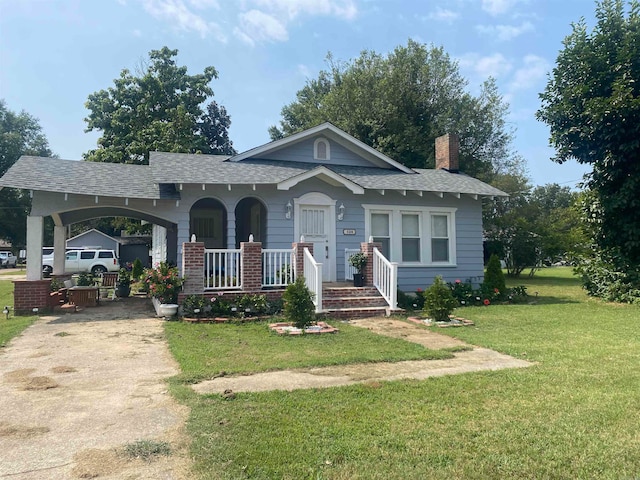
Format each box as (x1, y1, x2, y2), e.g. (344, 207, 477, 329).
(236, 9, 288, 44)
(188, 0, 219, 9)
(509, 54, 549, 91)
(251, 0, 357, 21)
(481, 0, 522, 16)
(426, 7, 459, 23)
(476, 21, 534, 41)
(142, 0, 226, 41)
(459, 53, 513, 79)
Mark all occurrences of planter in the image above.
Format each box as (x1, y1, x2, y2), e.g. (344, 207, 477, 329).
(115, 284, 131, 298)
(152, 296, 179, 318)
(353, 273, 365, 287)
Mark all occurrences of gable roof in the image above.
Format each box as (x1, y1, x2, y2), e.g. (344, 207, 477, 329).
(229, 122, 414, 174)
(67, 228, 120, 244)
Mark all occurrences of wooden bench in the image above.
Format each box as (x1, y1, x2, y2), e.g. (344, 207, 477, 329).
(68, 287, 99, 307)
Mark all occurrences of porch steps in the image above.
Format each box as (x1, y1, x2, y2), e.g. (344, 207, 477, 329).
(321, 285, 391, 319)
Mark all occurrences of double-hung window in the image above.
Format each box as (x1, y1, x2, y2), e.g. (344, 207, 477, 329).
(364, 205, 456, 266)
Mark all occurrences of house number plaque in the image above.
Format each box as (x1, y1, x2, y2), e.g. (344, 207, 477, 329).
(343, 229, 356, 235)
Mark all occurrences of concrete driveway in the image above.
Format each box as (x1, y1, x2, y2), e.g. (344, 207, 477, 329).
(0, 298, 191, 480)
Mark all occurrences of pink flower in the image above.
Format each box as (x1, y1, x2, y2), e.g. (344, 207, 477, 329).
(483, 299, 490, 306)
(455, 279, 461, 284)
(416, 288, 422, 292)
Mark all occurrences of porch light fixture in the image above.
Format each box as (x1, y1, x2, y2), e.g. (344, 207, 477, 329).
(285, 201, 292, 219)
(338, 203, 345, 221)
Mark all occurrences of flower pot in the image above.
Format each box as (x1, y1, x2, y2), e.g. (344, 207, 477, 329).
(152, 297, 179, 318)
(115, 284, 131, 298)
(353, 273, 365, 287)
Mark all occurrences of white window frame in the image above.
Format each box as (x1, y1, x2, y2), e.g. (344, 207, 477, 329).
(314, 137, 330, 160)
(363, 204, 457, 267)
(401, 212, 422, 263)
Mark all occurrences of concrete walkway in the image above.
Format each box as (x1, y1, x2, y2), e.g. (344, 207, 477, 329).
(0, 298, 190, 480)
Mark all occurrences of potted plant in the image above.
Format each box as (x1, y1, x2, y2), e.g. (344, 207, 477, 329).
(115, 268, 131, 298)
(348, 252, 367, 287)
(144, 262, 184, 317)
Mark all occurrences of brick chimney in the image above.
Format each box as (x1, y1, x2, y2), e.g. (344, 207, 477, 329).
(435, 133, 460, 173)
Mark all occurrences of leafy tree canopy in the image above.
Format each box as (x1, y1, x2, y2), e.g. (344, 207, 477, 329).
(270, 40, 522, 182)
(84, 46, 235, 165)
(537, 0, 640, 277)
(0, 100, 54, 247)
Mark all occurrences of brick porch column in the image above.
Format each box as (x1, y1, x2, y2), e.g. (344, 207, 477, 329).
(292, 242, 314, 279)
(182, 242, 205, 295)
(13, 280, 51, 314)
(361, 241, 382, 287)
(241, 241, 262, 292)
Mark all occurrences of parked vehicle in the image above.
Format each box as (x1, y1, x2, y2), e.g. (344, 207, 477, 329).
(42, 248, 119, 275)
(0, 251, 17, 268)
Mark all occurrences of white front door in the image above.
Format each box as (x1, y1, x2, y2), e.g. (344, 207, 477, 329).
(294, 193, 336, 282)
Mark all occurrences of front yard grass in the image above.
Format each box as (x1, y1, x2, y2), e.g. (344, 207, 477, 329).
(168, 267, 640, 479)
(0, 280, 34, 348)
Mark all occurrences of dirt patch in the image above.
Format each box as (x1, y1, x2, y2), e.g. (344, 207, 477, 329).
(0, 422, 50, 438)
(193, 317, 533, 395)
(0, 297, 192, 479)
(23, 376, 59, 390)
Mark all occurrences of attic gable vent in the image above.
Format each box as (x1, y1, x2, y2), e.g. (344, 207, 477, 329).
(314, 137, 330, 160)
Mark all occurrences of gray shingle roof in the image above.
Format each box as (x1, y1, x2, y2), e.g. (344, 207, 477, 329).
(0, 156, 179, 199)
(1, 152, 507, 199)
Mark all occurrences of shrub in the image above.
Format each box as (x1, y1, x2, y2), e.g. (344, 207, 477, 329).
(348, 252, 367, 274)
(76, 272, 93, 286)
(144, 262, 184, 304)
(449, 279, 476, 305)
(237, 294, 269, 316)
(508, 286, 529, 303)
(483, 254, 506, 297)
(282, 277, 315, 329)
(575, 252, 640, 304)
(131, 258, 144, 280)
(182, 294, 208, 318)
(423, 276, 458, 322)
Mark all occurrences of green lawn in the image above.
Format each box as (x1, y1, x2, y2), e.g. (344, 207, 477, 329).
(0, 280, 34, 348)
(167, 267, 640, 479)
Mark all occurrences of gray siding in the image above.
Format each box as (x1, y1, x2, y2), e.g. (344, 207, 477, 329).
(261, 137, 376, 168)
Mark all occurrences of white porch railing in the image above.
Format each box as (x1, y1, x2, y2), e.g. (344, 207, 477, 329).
(262, 249, 295, 287)
(344, 248, 360, 281)
(373, 247, 398, 310)
(303, 247, 323, 313)
(204, 248, 241, 290)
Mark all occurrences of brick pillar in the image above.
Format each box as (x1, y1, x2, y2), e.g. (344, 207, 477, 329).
(13, 280, 52, 315)
(182, 242, 205, 295)
(361, 241, 382, 287)
(241, 241, 262, 292)
(292, 242, 314, 279)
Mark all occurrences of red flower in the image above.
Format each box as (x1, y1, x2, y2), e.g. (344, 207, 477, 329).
(416, 288, 422, 292)
(483, 299, 490, 306)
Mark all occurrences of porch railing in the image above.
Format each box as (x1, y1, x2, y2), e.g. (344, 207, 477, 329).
(373, 247, 398, 310)
(303, 247, 323, 313)
(344, 248, 360, 281)
(204, 248, 241, 290)
(262, 249, 295, 287)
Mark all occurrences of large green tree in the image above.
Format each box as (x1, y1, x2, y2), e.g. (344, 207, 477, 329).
(537, 0, 640, 300)
(84, 46, 235, 165)
(270, 40, 521, 182)
(0, 100, 54, 247)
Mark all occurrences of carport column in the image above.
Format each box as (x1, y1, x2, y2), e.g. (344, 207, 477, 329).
(361, 241, 382, 287)
(25, 215, 44, 281)
(292, 241, 314, 280)
(53, 225, 66, 275)
(181, 241, 205, 295)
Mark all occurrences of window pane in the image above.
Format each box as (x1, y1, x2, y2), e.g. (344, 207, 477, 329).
(372, 213, 389, 236)
(432, 215, 448, 237)
(402, 214, 419, 236)
(373, 237, 391, 258)
(402, 238, 420, 262)
(66, 252, 77, 260)
(432, 238, 449, 262)
(80, 252, 94, 259)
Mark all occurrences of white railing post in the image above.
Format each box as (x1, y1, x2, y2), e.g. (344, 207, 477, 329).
(372, 247, 398, 310)
(303, 247, 323, 313)
(262, 249, 295, 287)
(204, 248, 242, 290)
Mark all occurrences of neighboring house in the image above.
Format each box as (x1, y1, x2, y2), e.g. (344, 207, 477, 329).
(0, 123, 506, 314)
(66, 228, 120, 254)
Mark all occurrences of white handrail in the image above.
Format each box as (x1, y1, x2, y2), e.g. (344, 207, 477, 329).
(303, 247, 323, 313)
(204, 248, 241, 290)
(373, 247, 398, 310)
(262, 249, 295, 287)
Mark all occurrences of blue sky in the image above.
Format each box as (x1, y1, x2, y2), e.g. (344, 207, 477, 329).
(1, 0, 598, 187)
